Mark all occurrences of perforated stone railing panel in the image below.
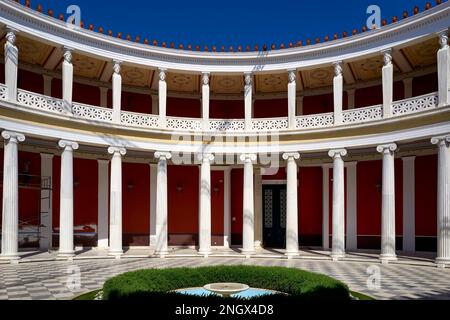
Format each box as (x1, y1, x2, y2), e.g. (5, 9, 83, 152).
(296, 113, 334, 129)
(166, 117, 203, 131)
(121, 111, 159, 128)
(343, 105, 383, 124)
(72, 102, 113, 122)
(252, 118, 289, 131)
(0, 84, 6, 100)
(392, 93, 438, 116)
(209, 119, 245, 132)
(17, 89, 65, 114)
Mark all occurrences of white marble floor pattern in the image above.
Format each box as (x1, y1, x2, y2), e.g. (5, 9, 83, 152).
(0, 256, 450, 300)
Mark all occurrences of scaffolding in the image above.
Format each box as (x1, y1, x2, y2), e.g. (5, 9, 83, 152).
(0, 172, 52, 248)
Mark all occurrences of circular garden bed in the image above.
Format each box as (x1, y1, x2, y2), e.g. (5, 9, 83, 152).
(102, 265, 351, 301)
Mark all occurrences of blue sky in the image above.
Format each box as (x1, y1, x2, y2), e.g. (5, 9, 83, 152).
(32, 0, 436, 47)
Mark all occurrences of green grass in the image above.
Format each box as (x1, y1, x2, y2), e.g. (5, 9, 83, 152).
(350, 291, 376, 300)
(73, 289, 101, 300)
(102, 265, 351, 301)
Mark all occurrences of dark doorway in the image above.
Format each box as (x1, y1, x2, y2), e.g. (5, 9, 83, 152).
(263, 184, 286, 248)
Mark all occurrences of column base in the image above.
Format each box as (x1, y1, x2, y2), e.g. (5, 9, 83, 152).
(330, 252, 345, 261)
(285, 251, 299, 259)
(155, 249, 169, 258)
(108, 249, 124, 258)
(436, 257, 450, 268)
(57, 250, 75, 259)
(380, 254, 397, 264)
(241, 249, 255, 258)
(0, 254, 21, 262)
(198, 249, 212, 257)
(254, 241, 263, 249)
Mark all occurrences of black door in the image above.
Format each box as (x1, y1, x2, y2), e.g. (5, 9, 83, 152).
(263, 185, 286, 248)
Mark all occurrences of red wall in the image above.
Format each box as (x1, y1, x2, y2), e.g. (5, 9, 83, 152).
(122, 91, 152, 114)
(415, 155, 437, 237)
(210, 100, 245, 119)
(18, 69, 43, 94)
(211, 171, 224, 246)
(167, 97, 201, 118)
(0, 63, 4, 84)
(254, 99, 288, 118)
(122, 162, 150, 246)
(413, 73, 438, 96)
(230, 168, 243, 244)
(73, 82, 100, 106)
(303, 93, 340, 115)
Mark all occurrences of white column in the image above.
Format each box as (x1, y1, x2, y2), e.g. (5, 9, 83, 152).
(377, 143, 398, 262)
(149, 164, 157, 248)
(346, 162, 357, 250)
(382, 49, 394, 118)
(223, 168, 232, 248)
(402, 156, 416, 253)
(288, 70, 297, 129)
(202, 72, 210, 130)
(107, 147, 126, 257)
(0, 131, 25, 260)
(240, 153, 257, 255)
(97, 160, 109, 249)
(154, 151, 172, 257)
(438, 31, 450, 107)
(4, 28, 18, 102)
(43, 75, 53, 97)
(158, 69, 167, 128)
(57, 140, 79, 258)
(62, 47, 73, 114)
(347, 89, 356, 109)
(431, 136, 450, 267)
(99, 87, 108, 108)
(198, 153, 214, 255)
(151, 94, 159, 115)
(403, 78, 413, 99)
(254, 168, 263, 249)
(40, 153, 53, 251)
(283, 153, 300, 256)
(322, 165, 331, 249)
(244, 73, 253, 131)
(333, 61, 343, 125)
(112, 61, 122, 123)
(328, 149, 347, 260)
(296, 96, 304, 116)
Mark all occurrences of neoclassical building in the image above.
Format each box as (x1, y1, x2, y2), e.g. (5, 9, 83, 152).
(0, 0, 449, 267)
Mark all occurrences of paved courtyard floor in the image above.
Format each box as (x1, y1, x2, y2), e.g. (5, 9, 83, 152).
(0, 248, 449, 300)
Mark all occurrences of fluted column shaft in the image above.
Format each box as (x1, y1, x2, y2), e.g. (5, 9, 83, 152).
(287, 70, 297, 129)
(155, 152, 171, 256)
(112, 61, 122, 123)
(382, 49, 393, 118)
(1, 131, 25, 260)
(283, 153, 300, 256)
(432, 136, 450, 266)
(4, 28, 18, 102)
(438, 31, 450, 107)
(158, 69, 167, 128)
(333, 62, 343, 125)
(62, 48, 73, 114)
(241, 153, 256, 254)
(244, 73, 253, 131)
(198, 154, 214, 255)
(58, 140, 79, 257)
(377, 143, 398, 262)
(329, 149, 347, 259)
(108, 147, 126, 256)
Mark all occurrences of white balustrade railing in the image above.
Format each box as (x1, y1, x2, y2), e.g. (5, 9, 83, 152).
(209, 119, 245, 132)
(0, 88, 442, 133)
(121, 110, 159, 128)
(17, 89, 65, 114)
(72, 102, 113, 122)
(0, 84, 6, 100)
(343, 105, 383, 124)
(252, 118, 289, 131)
(392, 92, 438, 116)
(296, 113, 334, 129)
(166, 116, 203, 131)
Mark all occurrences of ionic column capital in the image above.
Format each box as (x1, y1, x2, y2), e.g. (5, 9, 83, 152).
(5, 27, 18, 46)
(244, 72, 253, 86)
(112, 60, 122, 74)
(377, 143, 398, 154)
(108, 146, 126, 156)
(287, 69, 297, 84)
(58, 140, 79, 151)
(431, 135, 450, 147)
(282, 152, 300, 161)
(1, 131, 25, 144)
(333, 61, 343, 77)
(63, 47, 73, 64)
(328, 149, 347, 159)
(201, 72, 210, 85)
(240, 153, 257, 163)
(159, 68, 167, 81)
(438, 30, 449, 49)
(155, 151, 172, 161)
(198, 153, 215, 163)
(381, 48, 393, 66)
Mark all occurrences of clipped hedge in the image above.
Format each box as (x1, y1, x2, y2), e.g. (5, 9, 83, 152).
(103, 265, 350, 301)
